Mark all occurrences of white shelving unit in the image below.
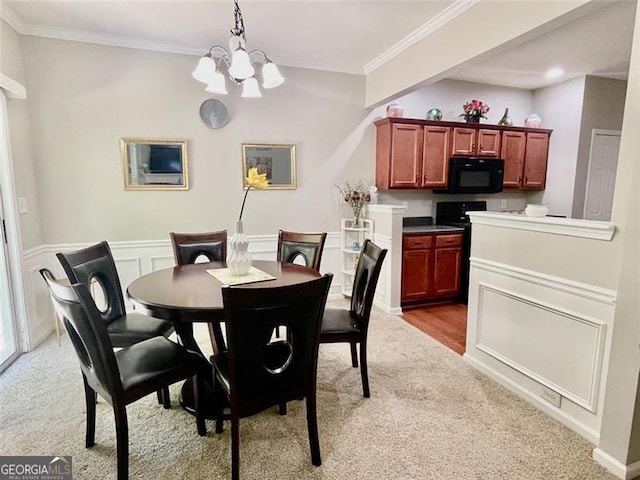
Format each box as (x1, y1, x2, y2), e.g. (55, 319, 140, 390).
(340, 218, 373, 297)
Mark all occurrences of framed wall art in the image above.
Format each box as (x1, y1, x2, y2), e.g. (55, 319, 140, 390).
(120, 138, 188, 191)
(241, 143, 296, 190)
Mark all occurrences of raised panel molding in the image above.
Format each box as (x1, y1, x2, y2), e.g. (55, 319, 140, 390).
(20, 231, 360, 349)
(466, 256, 616, 442)
(476, 283, 606, 412)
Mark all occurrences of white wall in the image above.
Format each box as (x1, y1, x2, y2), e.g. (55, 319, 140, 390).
(20, 36, 374, 244)
(572, 76, 627, 218)
(533, 76, 586, 218)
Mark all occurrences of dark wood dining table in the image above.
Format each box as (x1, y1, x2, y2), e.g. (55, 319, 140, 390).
(126, 259, 321, 418)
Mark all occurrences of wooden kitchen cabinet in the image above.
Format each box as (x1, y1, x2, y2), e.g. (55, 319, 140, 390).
(376, 119, 449, 189)
(421, 126, 450, 188)
(501, 131, 526, 187)
(451, 128, 501, 157)
(501, 131, 549, 190)
(433, 234, 463, 297)
(522, 132, 550, 189)
(375, 118, 552, 191)
(402, 232, 463, 305)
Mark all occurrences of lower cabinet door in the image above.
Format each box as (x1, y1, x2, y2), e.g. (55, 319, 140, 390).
(401, 249, 432, 302)
(433, 247, 462, 297)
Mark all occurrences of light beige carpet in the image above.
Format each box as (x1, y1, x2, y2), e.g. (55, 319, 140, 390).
(0, 300, 617, 479)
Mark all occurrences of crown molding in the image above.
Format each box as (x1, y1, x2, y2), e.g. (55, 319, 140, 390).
(364, 0, 480, 75)
(0, 1, 25, 32)
(1, 0, 473, 77)
(1, 6, 364, 76)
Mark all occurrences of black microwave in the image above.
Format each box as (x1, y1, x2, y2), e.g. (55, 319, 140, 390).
(434, 157, 504, 194)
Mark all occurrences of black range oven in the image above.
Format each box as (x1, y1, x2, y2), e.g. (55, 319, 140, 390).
(436, 201, 487, 304)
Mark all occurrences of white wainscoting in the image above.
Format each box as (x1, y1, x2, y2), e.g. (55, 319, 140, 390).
(464, 257, 616, 443)
(20, 230, 393, 350)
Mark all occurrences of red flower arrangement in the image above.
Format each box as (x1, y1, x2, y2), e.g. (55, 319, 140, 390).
(460, 99, 490, 122)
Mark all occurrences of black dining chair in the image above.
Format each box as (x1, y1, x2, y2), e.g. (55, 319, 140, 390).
(212, 274, 333, 480)
(320, 239, 387, 398)
(56, 241, 175, 407)
(275, 230, 327, 343)
(276, 230, 327, 273)
(170, 230, 227, 265)
(170, 230, 228, 354)
(40, 268, 208, 480)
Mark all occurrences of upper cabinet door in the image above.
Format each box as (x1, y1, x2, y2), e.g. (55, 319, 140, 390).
(477, 129, 501, 157)
(389, 123, 423, 188)
(523, 132, 550, 189)
(501, 131, 526, 187)
(451, 127, 476, 156)
(421, 126, 450, 188)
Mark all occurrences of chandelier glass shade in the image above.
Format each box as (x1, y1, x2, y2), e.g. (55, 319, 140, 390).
(192, 0, 284, 98)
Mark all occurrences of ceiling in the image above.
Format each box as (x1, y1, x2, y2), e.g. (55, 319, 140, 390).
(1, 0, 636, 91)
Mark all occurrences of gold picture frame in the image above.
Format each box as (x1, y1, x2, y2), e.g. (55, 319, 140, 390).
(120, 138, 189, 191)
(241, 143, 296, 190)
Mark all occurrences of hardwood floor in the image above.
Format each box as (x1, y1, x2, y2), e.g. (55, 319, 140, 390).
(400, 303, 468, 355)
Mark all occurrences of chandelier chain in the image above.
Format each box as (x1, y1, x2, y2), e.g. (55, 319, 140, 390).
(231, 0, 246, 40)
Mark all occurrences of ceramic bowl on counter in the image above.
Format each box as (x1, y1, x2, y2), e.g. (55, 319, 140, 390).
(525, 204, 549, 217)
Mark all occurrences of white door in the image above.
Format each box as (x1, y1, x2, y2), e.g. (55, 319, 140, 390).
(584, 129, 621, 221)
(0, 189, 18, 370)
(0, 90, 20, 371)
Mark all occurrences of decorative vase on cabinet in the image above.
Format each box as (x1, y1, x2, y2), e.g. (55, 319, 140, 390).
(497, 107, 513, 126)
(340, 218, 373, 297)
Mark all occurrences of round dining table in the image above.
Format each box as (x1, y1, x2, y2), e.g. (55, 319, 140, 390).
(127, 259, 321, 418)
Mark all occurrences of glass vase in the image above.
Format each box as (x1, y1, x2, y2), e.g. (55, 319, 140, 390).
(228, 220, 252, 276)
(352, 209, 364, 228)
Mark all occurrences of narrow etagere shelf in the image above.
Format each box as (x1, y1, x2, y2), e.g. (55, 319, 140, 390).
(340, 218, 373, 297)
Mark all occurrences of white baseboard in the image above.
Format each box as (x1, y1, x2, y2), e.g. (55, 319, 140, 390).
(464, 352, 599, 444)
(593, 448, 640, 479)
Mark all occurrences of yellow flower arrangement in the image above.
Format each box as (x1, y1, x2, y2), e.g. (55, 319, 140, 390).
(239, 167, 268, 220)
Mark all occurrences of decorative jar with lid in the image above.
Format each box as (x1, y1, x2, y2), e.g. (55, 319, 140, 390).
(386, 103, 404, 118)
(525, 114, 542, 128)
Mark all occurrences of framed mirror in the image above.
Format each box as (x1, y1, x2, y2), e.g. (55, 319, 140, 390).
(120, 138, 189, 191)
(241, 143, 296, 190)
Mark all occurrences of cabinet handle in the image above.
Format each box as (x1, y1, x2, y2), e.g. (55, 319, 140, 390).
(415, 175, 419, 182)
(517, 176, 522, 183)
(524, 176, 528, 184)
(472, 144, 476, 150)
(423, 175, 427, 182)
(479, 145, 484, 151)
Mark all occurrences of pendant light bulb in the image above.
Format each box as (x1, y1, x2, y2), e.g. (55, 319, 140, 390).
(241, 77, 262, 98)
(192, 55, 216, 84)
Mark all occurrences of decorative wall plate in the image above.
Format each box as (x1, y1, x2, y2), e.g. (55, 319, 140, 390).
(199, 99, 229, 129)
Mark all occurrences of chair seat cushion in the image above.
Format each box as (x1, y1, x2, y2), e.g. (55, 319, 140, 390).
(116, 337, 207, 400)
(321, 308, 360, 336)
(106, 312, 174, 347)
(211, 341, 293, 396)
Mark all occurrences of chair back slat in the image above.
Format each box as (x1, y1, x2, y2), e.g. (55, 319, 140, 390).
(40, 269, 122, 400)
(277, 231, 327, 273)
(56, 241, 126, 324)
(221, 274, 332, 408)
(170, 230, 228, 265)
(350, 240, 387, 330)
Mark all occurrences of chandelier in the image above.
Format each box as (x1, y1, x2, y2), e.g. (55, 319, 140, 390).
(192, 0, 285, 98)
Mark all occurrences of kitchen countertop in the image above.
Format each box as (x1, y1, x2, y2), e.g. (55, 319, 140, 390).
(402, 225, 465, 234)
